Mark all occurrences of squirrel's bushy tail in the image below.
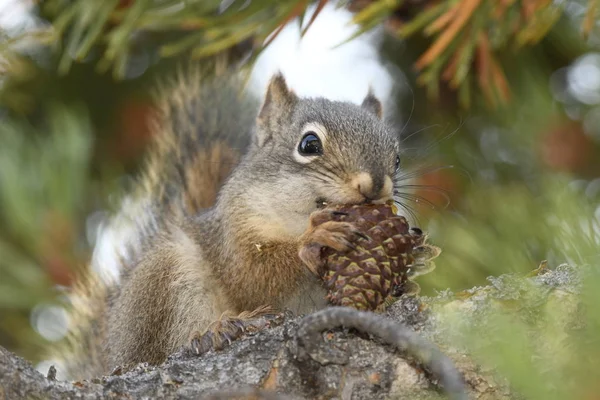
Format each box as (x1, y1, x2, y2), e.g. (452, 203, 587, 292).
(53, 65, 259, 379)
(143, 66, 258, 220)
(134, 65, 259, 257)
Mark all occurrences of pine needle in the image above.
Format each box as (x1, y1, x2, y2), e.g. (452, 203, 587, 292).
(415, 0, 483, 71)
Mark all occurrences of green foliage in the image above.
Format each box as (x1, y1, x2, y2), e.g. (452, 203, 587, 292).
(0, 105, 92, 304)
(417, 176, 599, 292)
(38, 0, 315, 78)
(436, 264, 600, 399)
(0, 0, 592, 106)
(0, 104, 96, 355)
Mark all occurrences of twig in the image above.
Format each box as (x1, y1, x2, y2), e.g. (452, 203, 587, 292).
(296, 307, 468, 400)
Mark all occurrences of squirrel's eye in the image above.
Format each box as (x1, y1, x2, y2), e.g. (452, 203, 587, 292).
(298, 132, 323, 155)
(395, 155, 401, 172)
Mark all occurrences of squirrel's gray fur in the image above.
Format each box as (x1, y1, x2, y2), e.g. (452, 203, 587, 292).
(54, 66, 401, 379)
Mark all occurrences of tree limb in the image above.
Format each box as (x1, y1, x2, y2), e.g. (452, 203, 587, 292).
(0, 264, 583, 399)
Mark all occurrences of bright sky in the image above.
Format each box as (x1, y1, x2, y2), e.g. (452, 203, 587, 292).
(0, 0, 37, 32)
(248, 2, 397, 107)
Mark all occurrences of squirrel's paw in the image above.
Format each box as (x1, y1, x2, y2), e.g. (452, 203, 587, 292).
(299, 209, 366, 275)
(406, 244, 441, 280)
(187, 306, 288, 356)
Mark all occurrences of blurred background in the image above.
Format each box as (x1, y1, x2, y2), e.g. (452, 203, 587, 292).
(0, 0, 599, 390)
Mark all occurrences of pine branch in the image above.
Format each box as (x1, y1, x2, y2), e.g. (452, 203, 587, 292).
(1, 0, 597, 108)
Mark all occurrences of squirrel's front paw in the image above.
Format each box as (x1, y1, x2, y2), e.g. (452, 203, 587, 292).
(298, 209, 366, 275)
(187, 306, 287, 356)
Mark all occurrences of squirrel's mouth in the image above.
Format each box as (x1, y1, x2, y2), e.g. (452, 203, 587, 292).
(315, 196, 373, 209)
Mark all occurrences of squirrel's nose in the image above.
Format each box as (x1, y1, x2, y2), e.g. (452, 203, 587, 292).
(351, 172, 392, 203)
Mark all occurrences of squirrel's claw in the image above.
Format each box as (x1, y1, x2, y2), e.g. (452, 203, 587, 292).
(299, 210, 364, 275)
(190, 331, 216, 355)
(186, 307, 287, 356)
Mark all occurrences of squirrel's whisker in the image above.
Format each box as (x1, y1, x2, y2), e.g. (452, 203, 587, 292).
(394, 164, 454, 182)
(393, 200, 420, 225)
(395, 186, 452, 209)
(394, 192, 440, 211)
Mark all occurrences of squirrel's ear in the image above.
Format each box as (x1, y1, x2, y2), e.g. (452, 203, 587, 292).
(257, 73, 297, 143)
(361, 89, 383, 119)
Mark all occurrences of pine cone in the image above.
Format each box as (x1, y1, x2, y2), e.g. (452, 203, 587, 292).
(316, 202, 440, 312)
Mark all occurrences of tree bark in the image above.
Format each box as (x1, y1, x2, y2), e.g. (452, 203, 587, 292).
(0, 264, 582, 400)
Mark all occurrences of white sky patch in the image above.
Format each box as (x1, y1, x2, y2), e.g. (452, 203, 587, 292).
(88, 196, 159, 285)
(0, 0, 38, 33)
(248, 2, 398, 110)
(0, 0, 49, 83)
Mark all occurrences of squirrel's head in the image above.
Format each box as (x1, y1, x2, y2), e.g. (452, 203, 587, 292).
(236, 73, 401, 239)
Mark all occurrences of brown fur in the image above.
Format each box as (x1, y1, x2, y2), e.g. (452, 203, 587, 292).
(183, 141, 241, 211)
(57, 271, 110, 377)
(108, 224, 227, 366)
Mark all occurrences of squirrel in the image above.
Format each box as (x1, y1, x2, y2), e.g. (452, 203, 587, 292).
(54, 64, 402, 380)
